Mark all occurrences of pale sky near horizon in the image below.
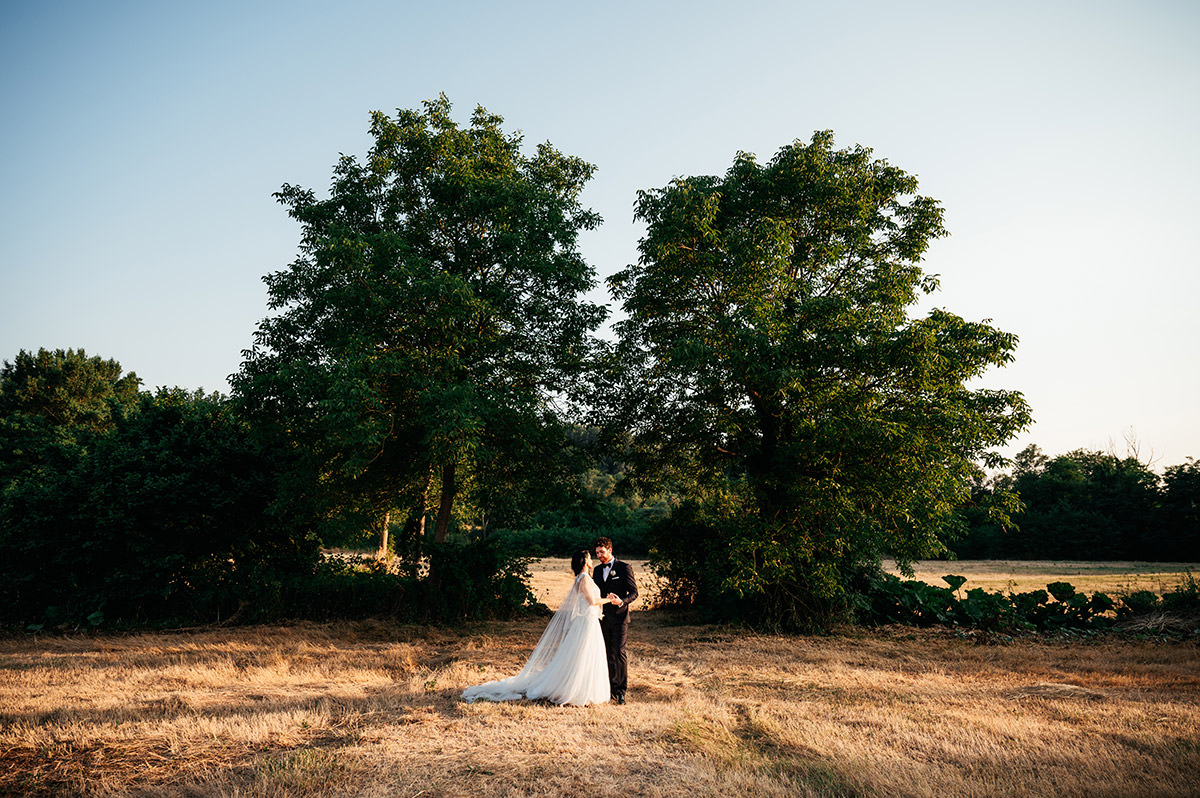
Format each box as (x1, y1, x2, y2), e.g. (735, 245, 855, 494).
(2, 1, 1197, 468)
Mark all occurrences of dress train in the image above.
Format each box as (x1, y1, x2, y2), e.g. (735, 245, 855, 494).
(461, 573, 610, 706)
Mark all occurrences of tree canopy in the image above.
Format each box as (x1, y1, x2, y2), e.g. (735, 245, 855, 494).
(0, 348, 141, 486)
(605, 131, 1031, 627)
(233, 95, 606, 549)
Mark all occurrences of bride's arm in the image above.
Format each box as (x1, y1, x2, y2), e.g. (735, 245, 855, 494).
(581, 577, 606, 606)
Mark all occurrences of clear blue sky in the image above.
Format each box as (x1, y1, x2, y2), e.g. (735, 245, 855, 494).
(2, 0, 1197, 466)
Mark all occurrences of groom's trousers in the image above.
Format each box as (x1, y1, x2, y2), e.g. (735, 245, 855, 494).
(600, 617, 628, 697)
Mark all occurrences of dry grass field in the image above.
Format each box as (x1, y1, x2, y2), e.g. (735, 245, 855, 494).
(881, 559, 1200, 597)
(2, 560, 1197, 797)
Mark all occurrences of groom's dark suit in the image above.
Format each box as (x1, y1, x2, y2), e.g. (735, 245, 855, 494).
(594, 558, 638, 701)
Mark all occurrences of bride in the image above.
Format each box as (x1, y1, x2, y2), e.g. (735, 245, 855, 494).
(462, 549, 617, 706)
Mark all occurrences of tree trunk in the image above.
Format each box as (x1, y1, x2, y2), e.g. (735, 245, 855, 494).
(434, 461, 457, 543)
(414, 466, 432, 539)
(748, 389, 785, 512)
(375, 509, 391, 559)
(400, 467, 433, 569)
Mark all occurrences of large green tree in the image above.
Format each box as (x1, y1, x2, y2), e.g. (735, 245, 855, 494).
(233, 96, 606, 551)
(606, 131, 1031, 627)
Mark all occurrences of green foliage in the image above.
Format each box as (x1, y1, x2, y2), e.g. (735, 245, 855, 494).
(941, 574, 968, 593)
(1116, 590, 1160, 617)
(859, 572, 960, 628)
(646, 494, 859, 630)
(858, 573, 1197, 634)
(0, 348, 141, 486)
(0, 347, 140, 434)
(1160, 459, 1200, 560)
(606, 131, 1029, 629)
(0, 388, 319, 628)
(489, 473, 664, 557)
(958, 588, 1012, 630)
(233, 95, 606, 546)
(247, 540, 538, 624)
(1090, 591, 1116, 615)
(644, 494, 738, 611)
(242, 558, 408, 622)
(1010, 589, 1051, 626)
(419, 540, 540, 621)
(0, 371, 537, 629)
(490, 520, 649, 559)
(1046, 581, 1076, 602)
(1160, 570, 1199, 613)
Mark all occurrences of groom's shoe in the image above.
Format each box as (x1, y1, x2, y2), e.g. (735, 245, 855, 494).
(614, 693, 626, 705)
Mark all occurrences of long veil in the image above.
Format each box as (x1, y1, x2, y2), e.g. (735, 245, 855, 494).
(462, 573, 601, 703)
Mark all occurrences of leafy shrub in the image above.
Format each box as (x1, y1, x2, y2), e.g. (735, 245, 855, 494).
(1090, 592, 1116, 615)
(1010, 589, 1051, 628)
(417, 540, 539, 621)
(1046, 582, 1077, 602)
(1161, 571, 1199, 613)
(1118, 590, 1161, 617)
(247, 539, 538, 625)
(490, 525, 642, 558)
(647, 496, 870, 631)
(957, 588, 1013, 630)
(246, 558, 409, 622)
(941, 574, 968, 593)
(855, 577, 1150, 633)
(855, 572, 954, 627)
(0, 389, 319, 629)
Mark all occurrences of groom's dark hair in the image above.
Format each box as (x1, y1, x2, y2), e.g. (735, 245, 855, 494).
(571, 549, 589, 575)
(593, 536, 613, 551)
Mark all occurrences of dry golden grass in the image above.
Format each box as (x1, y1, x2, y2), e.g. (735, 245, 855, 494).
(882, 559, 1200, 596)
(2, 560, 1198, 797)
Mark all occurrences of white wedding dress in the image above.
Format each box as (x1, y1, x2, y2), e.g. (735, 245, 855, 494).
(462, 573, 610, 706)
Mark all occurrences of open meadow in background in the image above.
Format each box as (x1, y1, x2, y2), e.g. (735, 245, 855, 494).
(1, 560, 1197, 797)
(881, 560, 1200, 598)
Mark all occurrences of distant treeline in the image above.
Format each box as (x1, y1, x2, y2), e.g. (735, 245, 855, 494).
(952, 445, 1199, 561)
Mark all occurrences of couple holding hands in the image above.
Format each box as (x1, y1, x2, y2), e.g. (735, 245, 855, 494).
(462, 537, 638, 706)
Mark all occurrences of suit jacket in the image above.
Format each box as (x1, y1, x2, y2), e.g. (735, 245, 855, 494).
(593, 558, 638, 624)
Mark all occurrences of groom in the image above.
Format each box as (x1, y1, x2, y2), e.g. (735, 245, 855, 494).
(593, 537, 638, 704)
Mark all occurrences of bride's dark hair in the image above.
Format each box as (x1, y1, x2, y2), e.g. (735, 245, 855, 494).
(570, 549, 589, 575)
